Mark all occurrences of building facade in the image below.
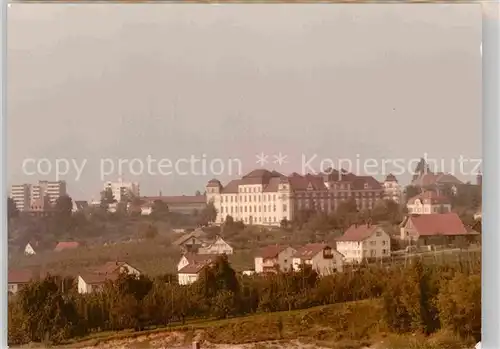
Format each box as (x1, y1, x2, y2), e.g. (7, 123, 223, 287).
(382, 174, 402, 203)
(406, 191, 452, 215)
(336, 224, 391, 263)
(292, 243, 344, 275)
(32, 180, 67, 203)
(104, 179, 140, 202)
(206, 168, 388, 226)
(254, 245, 297, 273)
(10, 184, 31, 211)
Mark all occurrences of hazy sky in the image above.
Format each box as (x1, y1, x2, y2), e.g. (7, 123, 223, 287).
(8, 4, 482, 200)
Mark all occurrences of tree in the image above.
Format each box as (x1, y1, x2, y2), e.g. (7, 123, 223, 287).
(54, 195, 73, 219)
(100, 187, 116, 210)
(199, 200, 217, 226)
(404, 186, 421, 202)
(8, 197, 19, 220)
(143, 224, 158, 239)
(150, 200, 169, 221)
(195, 190, 202, 196)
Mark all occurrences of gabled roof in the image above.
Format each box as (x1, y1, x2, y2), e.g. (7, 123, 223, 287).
(141, 195, 206, 204)
(54, 241, 80, 252)
(178, 259, 213, 274)
(411, 172, 463, 187)
(407, 213, 468, 236)
(256, 245, 293, 259)
(336, 224, 382, 242)
(8, 269, 34, 284)
(293, 243, 333, 259)
(172, 229, 207, 246)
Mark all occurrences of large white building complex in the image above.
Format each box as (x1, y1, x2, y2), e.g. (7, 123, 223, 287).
(206, 169, 402, 226)
(10, 180, 67, 211)
(103, 178, 140, 202)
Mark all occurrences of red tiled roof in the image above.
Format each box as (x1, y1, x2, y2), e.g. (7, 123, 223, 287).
(337, 224, 379, 242)
(412, 172, 463, 187)
(257, 245, 292, 259)
(293, 243, 331, 259)
(407, 191, 450, 205)
(8, 269, 34, 284)
(408, 213, 468, 236)
(54, 241, 80, 252)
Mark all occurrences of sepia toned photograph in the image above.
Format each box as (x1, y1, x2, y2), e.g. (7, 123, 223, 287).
(7, 3, 482, 348)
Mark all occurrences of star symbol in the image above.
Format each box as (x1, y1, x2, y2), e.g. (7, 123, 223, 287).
(273, 152, 288, 166)
(256, 152, 269, 166)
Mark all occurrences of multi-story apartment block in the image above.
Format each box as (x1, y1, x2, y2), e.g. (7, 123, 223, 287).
(206, 168, 389, 226)
(103, 178, 140, 202)
(10, 180, 67, 211)
(10, 184, 31, 211)
(31, 180, 67, 203)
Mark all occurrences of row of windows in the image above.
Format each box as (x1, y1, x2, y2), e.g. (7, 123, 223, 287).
(220, 216, 280, 224)
(221, 204, 286, 214)
(221, 194, 278, 203)
(218, 191, 383, 203)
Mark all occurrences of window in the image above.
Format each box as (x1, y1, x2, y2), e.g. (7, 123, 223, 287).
(249, 206, 252, 213)
(249, 196, 252, 202)
(244, 206, 247, 213)
(376, 231, 382, 237)
(264, 206, 267, 212)
(283, 204, 287, 212)
(273, 205, 276, 212)
(221, 207, 224, 213)
(382, 240, 386, 246)
(383, 249, 387, 255)
(370, 241, 376, 246)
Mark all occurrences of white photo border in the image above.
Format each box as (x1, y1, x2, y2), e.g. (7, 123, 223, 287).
(482, 3, 499, 349)
(0, 2, 495, 349)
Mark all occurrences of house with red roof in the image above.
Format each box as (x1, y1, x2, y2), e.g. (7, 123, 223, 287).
(336, 224, 391, 263)
(8, 269, 34, 295)
(399, 212, 478, 245)
(254, 245, 297, 273)
(406, 191, 451, 215)
(292, 243, 344, 275)
(54, 241, 81, 252)
(78, 273, 119, 294)
(77, 261, 141, 294)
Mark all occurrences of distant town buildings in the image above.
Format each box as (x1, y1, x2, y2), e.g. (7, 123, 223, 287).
(10, 180, 67, 212)
(104, 178, 140, 202)
(140, 194, 206, 215)
(206, 168, 401, 226)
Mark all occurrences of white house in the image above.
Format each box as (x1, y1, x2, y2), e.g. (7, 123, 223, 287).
(178, 260, 213, 285)
(24, 243, 36, 256)
(406, 191, 451, 215)
(254, 245, 296, 273)
(198, 236, 234, 255)
(78, 273, 118, 294)
(336, 224, 391, 263)
(177, 254, 216, 272)
(292, 243, 344, 275)
(77, 261, 141, 294)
